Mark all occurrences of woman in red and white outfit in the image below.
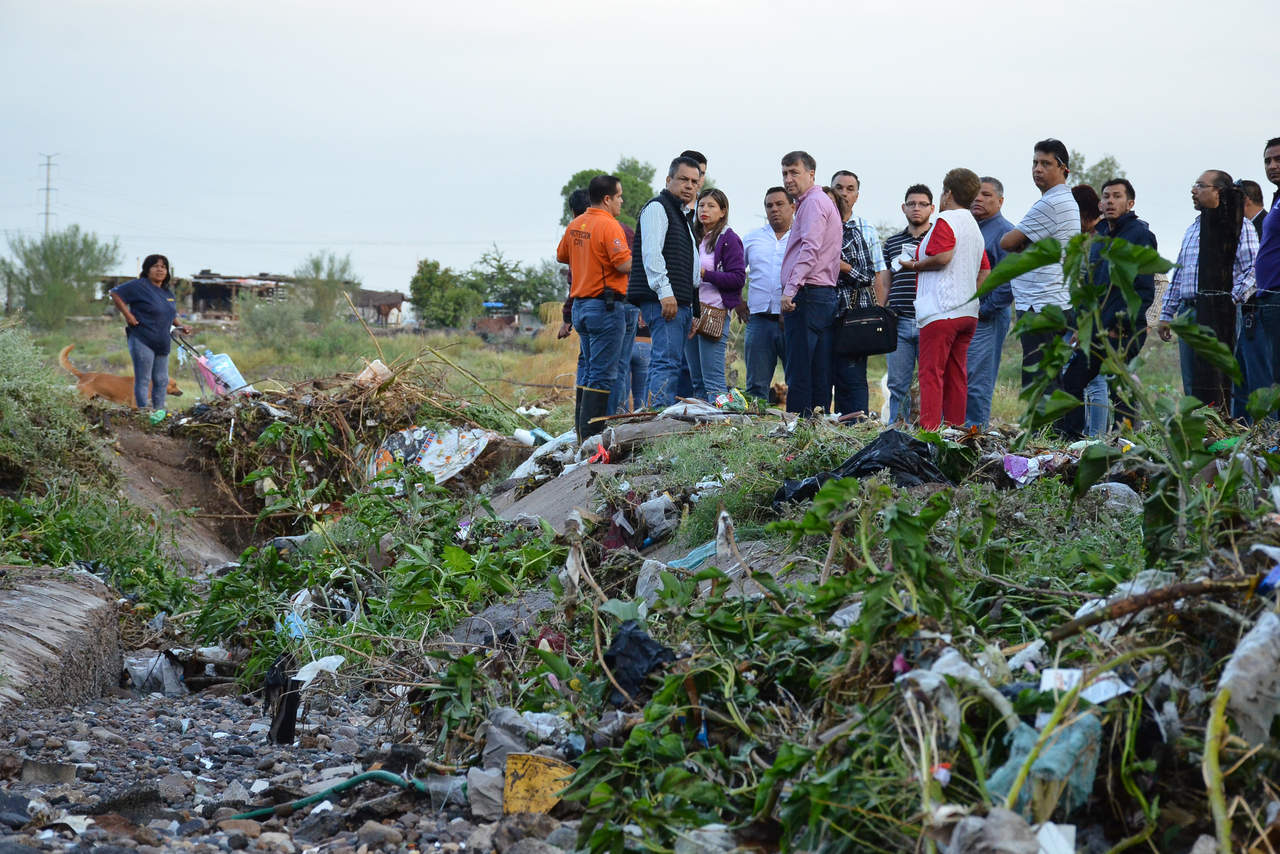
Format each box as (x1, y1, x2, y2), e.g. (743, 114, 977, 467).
(899, 168, 990, 431)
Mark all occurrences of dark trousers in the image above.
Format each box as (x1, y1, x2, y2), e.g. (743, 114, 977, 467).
(1018, 307, 1075, 389)
(831, 355, 868, 415)
(1234, 290, 1280, 421)
(1056, 324, 1146, 437)
(783, 286, 837, 415)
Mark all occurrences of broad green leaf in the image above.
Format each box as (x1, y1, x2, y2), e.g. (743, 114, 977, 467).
(978, 238, 1062, 296)
(1167, 315, 1242, 384)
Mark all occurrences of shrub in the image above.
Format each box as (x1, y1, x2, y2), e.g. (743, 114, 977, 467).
(238, 296, 303, 350)
(0, 321, 98, 486)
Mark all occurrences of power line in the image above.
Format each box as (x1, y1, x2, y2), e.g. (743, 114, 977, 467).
(39, 153, 58, 235)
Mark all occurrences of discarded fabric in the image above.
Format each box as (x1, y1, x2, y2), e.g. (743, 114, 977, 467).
(602, 621, 675, 706)
(986, 714, 1102, 819)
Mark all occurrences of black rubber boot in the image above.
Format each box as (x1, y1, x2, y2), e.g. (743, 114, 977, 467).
(573, 386, 584, 438)
(579, 387, 611, 439)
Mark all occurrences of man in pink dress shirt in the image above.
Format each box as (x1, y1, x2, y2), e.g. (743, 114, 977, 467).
(779, 150, 843, 415)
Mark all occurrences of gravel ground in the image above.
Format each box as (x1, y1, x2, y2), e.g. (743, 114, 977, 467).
(0, 689, 579, 853)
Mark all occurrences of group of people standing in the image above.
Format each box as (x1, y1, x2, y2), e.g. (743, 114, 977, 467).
(557, 136, 1280, 437)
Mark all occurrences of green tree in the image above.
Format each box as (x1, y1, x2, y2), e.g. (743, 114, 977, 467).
(559, 156, 657, 228)
(0, 225, 121, 328)
(408, 258, 483, 328)
(1069, 149, 1126, 192)
(293, 250, 360, 322)
(465, 246, 562, 311)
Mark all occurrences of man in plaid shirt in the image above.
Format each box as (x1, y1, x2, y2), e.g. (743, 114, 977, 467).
(1157, 170, 1259, 398)
(830, 171, 889, 415)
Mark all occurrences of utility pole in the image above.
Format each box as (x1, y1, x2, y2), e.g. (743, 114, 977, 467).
(39, 153, 58, 236)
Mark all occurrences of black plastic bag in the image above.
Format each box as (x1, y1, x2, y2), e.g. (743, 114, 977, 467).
(830, 429, 951, 487)
(771, 429, 950, 508)
(602, 621, 675, 706)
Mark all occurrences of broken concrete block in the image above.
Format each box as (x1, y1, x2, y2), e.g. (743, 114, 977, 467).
(467, 766, 504, 821)
(0, 566, 121, 709)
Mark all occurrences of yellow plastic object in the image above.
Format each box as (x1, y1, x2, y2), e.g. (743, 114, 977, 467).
(503, 753, 575, 814)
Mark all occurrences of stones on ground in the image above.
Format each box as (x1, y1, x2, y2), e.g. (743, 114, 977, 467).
(257, 830, 297, 851)
(467, 767, 504, 821)
(222, 779, 250, 804)
(19, 759, 75, 784)
(452, 591, 557, 648)
(1088, 481, 1142, 514)
(217, 818, 262, 838)
(356, 819, 403, 848)
(493, 812, 560, 849)
(673, 823, 738, 854)
(504, 840, 566, 854)
(330, 737, 360, 755)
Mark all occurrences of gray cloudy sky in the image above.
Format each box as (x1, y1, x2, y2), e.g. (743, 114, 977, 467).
(2, 0, 1276, 290)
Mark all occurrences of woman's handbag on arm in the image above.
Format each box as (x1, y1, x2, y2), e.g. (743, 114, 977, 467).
(689, 303, 728, 340)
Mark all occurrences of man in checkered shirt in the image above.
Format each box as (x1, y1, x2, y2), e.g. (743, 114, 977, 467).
(1156, 170, 1259, 399)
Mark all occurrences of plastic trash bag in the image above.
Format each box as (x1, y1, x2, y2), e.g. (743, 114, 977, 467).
(772, 429, 949, 506)
(602, 621, 675, 706)
(1218, 610, 1280, 745)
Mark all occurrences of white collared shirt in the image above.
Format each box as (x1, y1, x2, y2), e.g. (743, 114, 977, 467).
(743, 225, 790, 313)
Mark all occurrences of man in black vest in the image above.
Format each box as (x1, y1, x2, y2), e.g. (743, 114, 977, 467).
(628, 156, 701, 408)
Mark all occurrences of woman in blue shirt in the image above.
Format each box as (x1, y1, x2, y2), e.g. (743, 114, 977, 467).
(108, 254, 191, 409)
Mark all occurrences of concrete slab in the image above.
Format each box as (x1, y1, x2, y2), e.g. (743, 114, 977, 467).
(496, 464, 622, 533)
(602, 418, 699, 460)
(0, 566, 121, 709)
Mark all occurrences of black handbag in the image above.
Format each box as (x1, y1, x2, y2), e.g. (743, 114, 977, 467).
(833, 304, 898, 357)
(833, 282, 897, 358)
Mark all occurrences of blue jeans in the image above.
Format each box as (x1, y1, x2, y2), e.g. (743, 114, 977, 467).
(887, 315, 919, 423)
(630, 339, 651, 408)
(744, 313, 785, 400)
(685, 324, 729, 400)
(640, 301, 693, 408)
(610, 304, 640, 413)
(571, 298, 624, 392)
(127, 335, 170, 409)
(832, 355, 868, 415)
(1175, 301, 1196, 396)
(964, 305, 1011, 428)
(1084, 374, 1110, 435)
(782, 286, 837, 414)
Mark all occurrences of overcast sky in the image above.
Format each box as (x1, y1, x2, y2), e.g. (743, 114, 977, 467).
(2, 0, 1276, 292)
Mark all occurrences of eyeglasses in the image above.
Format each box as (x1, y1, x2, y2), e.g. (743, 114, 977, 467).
(1191, 182, 1218, 191)
(904, 201, 933, 208)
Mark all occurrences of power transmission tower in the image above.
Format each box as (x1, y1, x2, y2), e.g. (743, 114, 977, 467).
(39, 153, 58, 235)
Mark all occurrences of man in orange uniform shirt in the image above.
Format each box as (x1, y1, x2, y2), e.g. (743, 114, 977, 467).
(557, 174, 633, 438)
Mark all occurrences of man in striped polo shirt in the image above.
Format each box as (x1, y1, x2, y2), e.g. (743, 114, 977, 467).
(1000, 139, 1081, 389)
(882, 184, 935, 423)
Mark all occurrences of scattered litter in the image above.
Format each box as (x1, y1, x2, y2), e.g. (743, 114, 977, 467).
(367, 425, 494, 485)
(830, 600, 864, 629)
(987, 714, 1103, 819)
(638, 494, 679, 543)
(1039, 668, 1132, 705)
(896, 669, 962, 747)
(658, 399, 739, 422)
(503, 753, 574, 815)
(353, 359, 392, 388)
(1003, 453, 1054, 487)
(773, 429, 951, 506)
(713, 389, 747, 412)
(1007, 640, 1046, 675)
(509, 430, 578, 481)
(124, 650, 186, 697)
(1218, 610, 1280, 744)
(515, 405, 551, 418)
(294, 655, 345, 691)
(1066, 569, 1177, 641)
(602, 621, 675, 706)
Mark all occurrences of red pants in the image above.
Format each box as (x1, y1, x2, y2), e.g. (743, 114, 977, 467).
(918, 316, 977, 431)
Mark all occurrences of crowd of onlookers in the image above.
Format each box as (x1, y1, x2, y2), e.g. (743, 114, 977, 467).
(555, 138, 1280, 438)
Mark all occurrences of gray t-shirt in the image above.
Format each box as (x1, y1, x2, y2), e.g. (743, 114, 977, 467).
(1010, 183, 1079, 310)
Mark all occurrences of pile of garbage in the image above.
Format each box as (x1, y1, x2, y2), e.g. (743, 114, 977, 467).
(103, 363, 1280, 852)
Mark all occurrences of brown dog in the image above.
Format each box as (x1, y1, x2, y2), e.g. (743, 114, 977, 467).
(60, 344, 183, 407)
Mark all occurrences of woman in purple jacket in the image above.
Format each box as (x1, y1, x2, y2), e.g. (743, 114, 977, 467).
(688, 188, 746, 399)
